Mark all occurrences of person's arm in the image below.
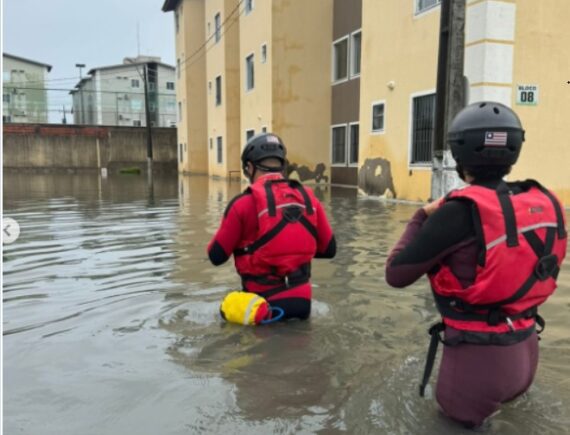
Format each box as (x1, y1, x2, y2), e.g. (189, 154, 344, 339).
(313, 200, 336, 259)
(207, 194, 248, 265)
(385, 200, 475, 288)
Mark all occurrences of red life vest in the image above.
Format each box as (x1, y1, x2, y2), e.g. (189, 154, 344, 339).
(429, 180, 567, 334)
(234, 174, 319, 295)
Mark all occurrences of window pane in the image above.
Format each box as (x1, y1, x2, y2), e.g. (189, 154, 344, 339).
(352, 33, 361, 76)
(217, 137, 223, 163)
(411, 94, 435, 164)
(246, 130, 255, 141)
(372, 104, 384, 131)
(215, 14, 221, 43)
(246, 55, 255, 90)
(418, 0, 440, 13)
(332, 126, 346, 164)
(349, 124, 359, 164)
(215, 76, 222, 105)
(334, 39, 348, 81)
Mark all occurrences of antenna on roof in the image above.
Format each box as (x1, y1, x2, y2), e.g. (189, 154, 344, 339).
(137, 22, 141, 56)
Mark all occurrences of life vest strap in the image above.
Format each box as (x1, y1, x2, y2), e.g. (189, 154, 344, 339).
(241, 264, 311, 299)
(263, 179, 315, 217)
(496, 181, 519, 247)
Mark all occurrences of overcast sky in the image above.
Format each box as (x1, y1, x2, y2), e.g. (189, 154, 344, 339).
(3, 0, 175, 121)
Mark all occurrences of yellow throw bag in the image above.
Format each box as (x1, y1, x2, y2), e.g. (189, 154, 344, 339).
(220, 291, 283, 325)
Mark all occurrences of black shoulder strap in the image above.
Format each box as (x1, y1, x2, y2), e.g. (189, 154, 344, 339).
(289, 180, 314, 215)
(496, 181, 519, 247)
(264, 181, 277, 217)
(532, 181, 567, 239)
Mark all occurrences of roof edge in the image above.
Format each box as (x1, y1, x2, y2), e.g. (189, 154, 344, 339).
(162, 0, 181, 12)
(3, 52, 52, 72)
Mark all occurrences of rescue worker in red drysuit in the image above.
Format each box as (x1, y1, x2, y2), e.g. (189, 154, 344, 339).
(385, 102, 567, 428)
(208, 133, 336, 320)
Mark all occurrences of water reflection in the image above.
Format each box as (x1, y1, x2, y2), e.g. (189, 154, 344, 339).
(3, 172, 569, 435)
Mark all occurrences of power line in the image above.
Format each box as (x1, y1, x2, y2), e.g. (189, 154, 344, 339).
(178, 0, 244, 71)
(4, 85, 176, 97)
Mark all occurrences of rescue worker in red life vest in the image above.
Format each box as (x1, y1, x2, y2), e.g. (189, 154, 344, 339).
(385, 102, 567, 428)
(207, 132, 336, 320)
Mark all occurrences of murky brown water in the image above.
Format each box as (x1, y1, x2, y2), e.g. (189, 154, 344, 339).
(3, 172, 570, 435)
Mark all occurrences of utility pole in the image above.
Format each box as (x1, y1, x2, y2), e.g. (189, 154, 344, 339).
(430, 0, 467, 199)
(62, 105, 67, 124)
(75, 63, 86, 124)
(143, 64, 154, 179)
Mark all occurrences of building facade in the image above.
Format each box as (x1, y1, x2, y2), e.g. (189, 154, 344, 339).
(70, 56, 177, 128)
(164, 0, 570, 205)
(2, 53, 52, 123)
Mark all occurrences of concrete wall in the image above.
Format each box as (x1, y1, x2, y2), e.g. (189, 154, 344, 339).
(3, 124, 178, 173)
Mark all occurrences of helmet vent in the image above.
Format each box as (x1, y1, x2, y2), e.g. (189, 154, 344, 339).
(479, 102, 487, 108)
(493, 107, 500, 114)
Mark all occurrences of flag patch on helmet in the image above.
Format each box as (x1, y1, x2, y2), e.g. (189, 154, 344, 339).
(484, 132, 508, 147)
(266, 135, 280, 144)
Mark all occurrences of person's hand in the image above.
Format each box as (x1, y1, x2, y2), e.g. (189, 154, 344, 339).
(422, 197, 444, 216)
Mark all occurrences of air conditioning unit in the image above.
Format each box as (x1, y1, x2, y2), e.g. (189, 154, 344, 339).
(118, 114, 124, 120)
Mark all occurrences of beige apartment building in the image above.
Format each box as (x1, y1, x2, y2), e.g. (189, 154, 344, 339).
(359, 0, 570, 204)
(165, 0, 570, 205)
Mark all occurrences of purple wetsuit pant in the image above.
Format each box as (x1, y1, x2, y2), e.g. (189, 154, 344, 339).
(436, 327, 539, 427)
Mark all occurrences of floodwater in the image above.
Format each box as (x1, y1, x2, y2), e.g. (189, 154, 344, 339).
(3, 172, 570, 435)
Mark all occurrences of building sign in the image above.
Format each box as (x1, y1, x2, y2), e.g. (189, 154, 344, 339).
(516, 84, 539, 106)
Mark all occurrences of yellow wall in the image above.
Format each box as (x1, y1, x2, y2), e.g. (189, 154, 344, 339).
(359, 0, 439, 202)
(271, 0, 333, 176)
(509, 0, 570, 205)
(205, 0, 241, 178)
(177, 0, 208, 174)
(239, 0, 272, 147)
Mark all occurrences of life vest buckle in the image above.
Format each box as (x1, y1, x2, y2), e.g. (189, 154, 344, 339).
(534, 254, 558, 281)
(505, 316, 516, 332)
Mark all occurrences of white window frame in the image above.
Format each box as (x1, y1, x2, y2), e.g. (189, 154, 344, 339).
(348, 122, 360, 167)
(245, 129, 255, 142)
(214, 12, 221, 43)
(131, 79, 140, 88)
(371, 100, 386, 135)
(215, 75, 222, 106)
(261, 125, 268, 133)
(330, 123, 348, 167)
(331, 35, 349, 85)
(245, 52, 255, 92)
(350, 29, 362, 78)
(408, 89, 436, 169)
(166, 81, 175, 90)
(414, 0, 441, 17)
(260, 43, 268, 64)
(245, 0, 254, 15)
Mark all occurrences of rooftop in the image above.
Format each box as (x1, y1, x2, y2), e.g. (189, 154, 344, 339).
(3, 53, 52, 72)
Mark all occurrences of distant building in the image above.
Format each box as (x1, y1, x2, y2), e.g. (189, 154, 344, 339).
(70, 56, 177, 127)
(2, 53, 52, 123)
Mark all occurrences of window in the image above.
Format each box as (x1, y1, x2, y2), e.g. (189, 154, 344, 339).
(3, 71, 11, 82)
(179, 143, 183, 163)
(149, 102, 156, 112)
(214, 13, 221, 43)
(351, 31, 361, 77)
(133, 120, 141, 127)
(177, 59, 181, 79)
(372, 102, 385, 132)
(333, 37, 349, 82)
(178, 102, 182, 121)
(216, 136, 223, 164)
(261, 44, 267, 64)
(261, 126, 267, 133)
(131, 100, 143, 111)
(149, 82, 156, 92)
(215, 76, 222, 106)
(246, 129, 255, 142)
(245, 54, 255, 91)
(349, 123, 359, 165)
(245, 0, 254, 15)
(411, 93, 436, 165)
(175, 10, 179, 33)
(331, 125, 347, 165)
(166, 82, 175, 90)
(209, 138, 213, 150)
(3, 94, 10, 103)
(416, 0, 441, 14)
(3, 115, 12, 123)
(131, 79, 140, 88)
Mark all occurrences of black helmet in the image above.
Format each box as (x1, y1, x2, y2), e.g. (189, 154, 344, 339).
(241, 132, 287, 173)
(448, 101, 525, 167)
